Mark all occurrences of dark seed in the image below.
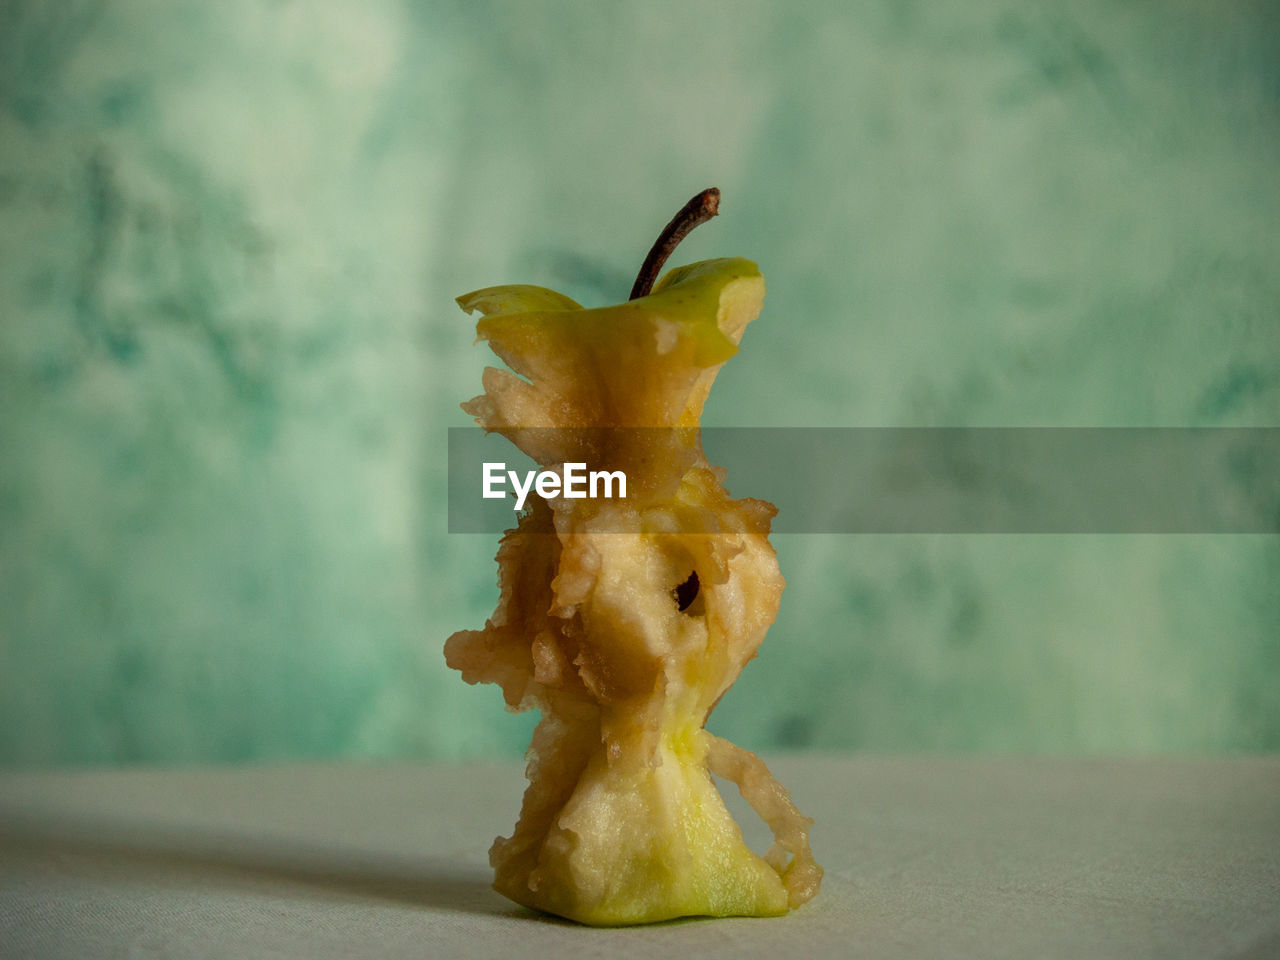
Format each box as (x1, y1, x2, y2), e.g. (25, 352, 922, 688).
(674, 571, 700, 612)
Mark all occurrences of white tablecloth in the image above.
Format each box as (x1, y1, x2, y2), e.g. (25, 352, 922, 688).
(2, 756, 1277, 959)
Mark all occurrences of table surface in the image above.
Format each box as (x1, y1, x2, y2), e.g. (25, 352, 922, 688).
(2, 756, 1277, 959)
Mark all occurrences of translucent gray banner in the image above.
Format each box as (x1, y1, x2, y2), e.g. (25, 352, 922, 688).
(447, 428, 1280, 533)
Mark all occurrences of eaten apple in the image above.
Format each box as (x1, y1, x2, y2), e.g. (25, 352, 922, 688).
(446, 190, 822, 925)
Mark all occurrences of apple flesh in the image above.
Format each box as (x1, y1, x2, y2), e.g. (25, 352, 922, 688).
(446, 258, 821, 925)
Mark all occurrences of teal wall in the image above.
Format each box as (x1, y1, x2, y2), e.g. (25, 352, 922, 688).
(1, 1, 1277, 765)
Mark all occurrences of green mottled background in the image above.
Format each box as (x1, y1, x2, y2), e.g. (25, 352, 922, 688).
(2, 1, 1277, 766)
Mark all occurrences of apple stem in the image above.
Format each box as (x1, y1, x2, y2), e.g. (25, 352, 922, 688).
(629, 188, 720, 300)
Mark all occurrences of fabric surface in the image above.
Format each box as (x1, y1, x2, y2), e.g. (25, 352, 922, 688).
(2, 756, 1277, 959)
